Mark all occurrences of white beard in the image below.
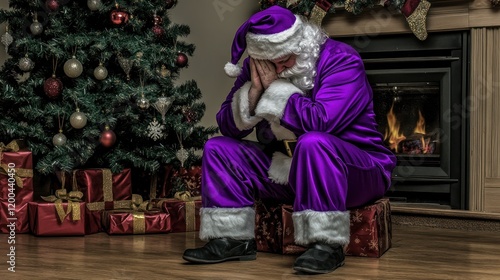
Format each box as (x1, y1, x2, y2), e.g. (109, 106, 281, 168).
(278, 54, 317, 92)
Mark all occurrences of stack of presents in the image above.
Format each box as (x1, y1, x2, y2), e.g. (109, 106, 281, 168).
(1, 140, 391, 258)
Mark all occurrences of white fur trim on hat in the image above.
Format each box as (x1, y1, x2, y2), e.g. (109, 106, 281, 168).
(246, 15, 303, 60)
(224, 62, 242, 77)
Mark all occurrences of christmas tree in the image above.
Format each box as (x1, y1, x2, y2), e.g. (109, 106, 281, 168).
(0, 0, 217, 176)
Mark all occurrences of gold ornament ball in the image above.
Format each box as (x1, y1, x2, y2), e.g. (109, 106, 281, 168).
(70, 110, 88, 129)
(94, 64, 108, 80)
(64, 56, 83, 78)
(52, 132, 67, 146)
(137, 95, 150, 109)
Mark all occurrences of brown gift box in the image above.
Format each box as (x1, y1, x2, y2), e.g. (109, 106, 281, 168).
(254, 198, 392, 257)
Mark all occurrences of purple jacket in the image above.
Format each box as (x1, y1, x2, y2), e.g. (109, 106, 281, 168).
(216, 39, 396, 180)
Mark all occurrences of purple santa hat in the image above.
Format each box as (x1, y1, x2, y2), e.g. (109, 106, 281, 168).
(224, 5, 304, 77)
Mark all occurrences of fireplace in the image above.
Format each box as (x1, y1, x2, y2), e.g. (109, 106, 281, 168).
(337, 31, 469, 209)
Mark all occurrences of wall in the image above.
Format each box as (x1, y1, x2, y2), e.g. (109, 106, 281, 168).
(169, 0, 259, 131)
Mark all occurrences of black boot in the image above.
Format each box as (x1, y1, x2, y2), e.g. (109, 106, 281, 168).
(183, 238, 257, 264)
(293, 243, 345, 274)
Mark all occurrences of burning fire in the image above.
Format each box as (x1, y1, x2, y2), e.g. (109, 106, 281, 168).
(384, 102, 406, 153)
(384, 102, 433, 154)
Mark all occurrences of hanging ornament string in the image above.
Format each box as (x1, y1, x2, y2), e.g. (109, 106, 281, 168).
(52, 56, 58, 76)
(137, 72, 150, 109)
(58, 112, 64, 133)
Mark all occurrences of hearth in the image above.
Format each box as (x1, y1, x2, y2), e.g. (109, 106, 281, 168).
(337, 31, 469, 209)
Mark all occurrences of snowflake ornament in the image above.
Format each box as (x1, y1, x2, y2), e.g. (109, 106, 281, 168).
(147, 118, 165, 141)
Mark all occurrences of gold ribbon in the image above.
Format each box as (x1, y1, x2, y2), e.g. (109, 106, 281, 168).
(132, 212, 146, 234)
(72, 169, 131, 211)
(149, 174, 158, 199)
(41, 188, 83, 223)
(0, 140, 34, 188)
(173, 191, 201, 232)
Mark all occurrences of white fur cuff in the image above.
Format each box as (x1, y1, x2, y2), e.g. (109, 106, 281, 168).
(199, 207, 256, 241)
(268, 152, 293, 185)
(293, 210, 350, 246)
(254, 79, 303, 122)
(231, 82, 263, 131)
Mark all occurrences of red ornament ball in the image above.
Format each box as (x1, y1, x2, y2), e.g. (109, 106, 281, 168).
(46, 0, 60, 11)
(100, 127, 116, 148)
(110, 8, 129, 26)
(152, 25, 165, 38)
(175, 52, 188, 68)
(43, 75, 63, 99)
(165, 0, 177, 9)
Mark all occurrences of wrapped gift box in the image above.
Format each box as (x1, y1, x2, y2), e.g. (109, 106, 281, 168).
(1, 202, 29, 233)
(71, 168, 132, 234)
(102, 210, 171, 235)
(162, 165, 202, 198)
(254, 198, 392, 258)
(159, 195, 201, 232)
(346, 197, 392, 257)
(255, 202, 306, 254)
(0, 140, 34, 233)
(28, 201, 85, 236)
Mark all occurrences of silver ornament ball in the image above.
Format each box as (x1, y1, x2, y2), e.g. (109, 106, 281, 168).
(87, 0, 102, 11)
(18, 56, 34, 72)
(70, 110, 88, 129)
(64, 56, 83, 78)
(52, 132, 67, 146)
(30, 21, 43, 35)
(94, 64, 108, 80)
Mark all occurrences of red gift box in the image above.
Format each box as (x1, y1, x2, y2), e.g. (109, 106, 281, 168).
(0, 140, 34, 234)
(159, 192, 201, 232)
(346, 197, 392, 257)
(255, 203, 306, 254)
(71, 168, 132, 234)
(254, 198, 392, 258)
(28, 201, 85, 236)
(102, 210, 171, 235)
(0, 202, 29, 234)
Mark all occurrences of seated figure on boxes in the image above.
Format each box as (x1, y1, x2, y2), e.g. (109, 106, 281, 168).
(182, 6, 397, 274)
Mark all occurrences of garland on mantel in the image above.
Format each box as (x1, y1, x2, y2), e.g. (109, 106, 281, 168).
(259, 0, 431, 40)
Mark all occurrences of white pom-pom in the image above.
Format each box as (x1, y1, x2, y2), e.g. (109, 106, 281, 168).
(224, 62, 242, 78)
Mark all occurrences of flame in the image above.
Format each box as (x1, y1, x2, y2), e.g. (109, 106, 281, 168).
(384, 102, 406, 152)
(413, 110, 428, 153)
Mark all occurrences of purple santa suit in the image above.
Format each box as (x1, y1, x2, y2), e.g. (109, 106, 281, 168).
(199, 39, 396, 246)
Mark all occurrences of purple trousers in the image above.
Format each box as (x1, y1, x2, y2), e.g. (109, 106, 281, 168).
(202, 132, 390, 212)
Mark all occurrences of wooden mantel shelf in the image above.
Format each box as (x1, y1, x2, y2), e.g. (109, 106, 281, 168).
(322, 0, 500, 37)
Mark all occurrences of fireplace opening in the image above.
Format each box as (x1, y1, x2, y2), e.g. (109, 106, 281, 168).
(337, 31, 469, 209)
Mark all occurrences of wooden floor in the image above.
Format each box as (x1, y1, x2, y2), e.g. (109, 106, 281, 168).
(1, 224, 499, 280)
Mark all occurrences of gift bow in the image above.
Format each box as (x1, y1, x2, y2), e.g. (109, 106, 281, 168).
(41, 189, 83, 223)
(131, 194, 155, 212)
(174, 191, 201, 202)
(0, 140, 34, 188)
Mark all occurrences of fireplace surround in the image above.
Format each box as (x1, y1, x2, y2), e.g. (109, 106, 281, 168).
(338, 31, 469, 209)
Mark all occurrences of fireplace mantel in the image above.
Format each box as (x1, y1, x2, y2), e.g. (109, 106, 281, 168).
(322, 0, 500, 38)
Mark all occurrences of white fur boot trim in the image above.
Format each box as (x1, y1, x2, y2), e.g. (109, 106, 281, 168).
(199, 207, 255, 241)
(293, 210, 350, 246)
(268, 152, 293, 185)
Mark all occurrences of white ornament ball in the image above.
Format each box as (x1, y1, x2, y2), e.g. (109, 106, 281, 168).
(87, 0, 102, 11)
(30, 21, 43, 35)
(93, 64, 108, 80)
(52, 132, 67, 146)
(18, 56, 35, 72)
(70, 110, 88, 129)
(64, 56, 83, 78)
